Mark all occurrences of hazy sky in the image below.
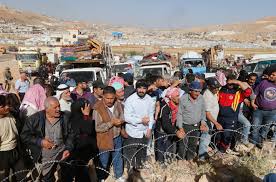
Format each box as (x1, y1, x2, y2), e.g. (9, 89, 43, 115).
(1, 0, 276, 28)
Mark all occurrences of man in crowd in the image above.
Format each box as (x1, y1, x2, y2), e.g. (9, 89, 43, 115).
(198, 78, 222, 161)
(15, 72, 30, 101)
(251, 65, 276, 147)
(59, 73, 76, 87)
(236, 73, 258, 147)
(91, 80, 105, 108)
(21, 97, 74, 182)
(55, 84, 72, 120)
(247, 73, 258, 88)
(19, 82, 47, 122)
(71, 81, 94, 104)
(176, 81, 207, 160)
(27, 65, 32, 80)
(123, 73, 135, 100)
(93, 86, 125, 181)
(3, 67, 13, 92)
(124, 79, 154, 170)
(217, 74, 251, 153)
(181, 73, 196, 93)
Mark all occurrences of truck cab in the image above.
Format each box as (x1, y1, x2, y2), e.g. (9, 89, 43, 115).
(112, 62, 134, 76)
(181, 58, 206, 75)
(136, 62, 172, 78)
(16, 47, 41, 73)
(60, 67, 106, 91)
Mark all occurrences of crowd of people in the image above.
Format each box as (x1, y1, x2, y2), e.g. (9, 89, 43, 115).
(0, 64, 275, 182)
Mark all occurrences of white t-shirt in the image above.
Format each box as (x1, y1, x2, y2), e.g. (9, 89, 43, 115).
(0, 115, 18, 151)
(108, 105, 114, 114)
(203, 89, 219, 120)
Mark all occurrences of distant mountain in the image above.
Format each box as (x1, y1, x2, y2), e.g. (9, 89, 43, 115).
(0, 4, 91, 30)
(0, 4, 276, 43)
(0, 4, 58, 26)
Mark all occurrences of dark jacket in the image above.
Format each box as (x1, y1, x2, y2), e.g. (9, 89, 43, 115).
(156, 100, 177, 135)
(70, 99, 97, 161)
(20, 111, 75, 163)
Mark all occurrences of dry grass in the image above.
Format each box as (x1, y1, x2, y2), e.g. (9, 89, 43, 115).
(121, 144, 275, 182)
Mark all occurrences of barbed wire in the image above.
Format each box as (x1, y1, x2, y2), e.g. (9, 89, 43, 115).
(1, 123, 275, 182)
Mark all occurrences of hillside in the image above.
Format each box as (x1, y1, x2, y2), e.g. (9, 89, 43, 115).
(0, 4, 92, 30)
(1, 4, 276, 45)
(0, 4, 58, 26)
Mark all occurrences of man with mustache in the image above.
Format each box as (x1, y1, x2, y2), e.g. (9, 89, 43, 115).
(21, 97, 74, 182)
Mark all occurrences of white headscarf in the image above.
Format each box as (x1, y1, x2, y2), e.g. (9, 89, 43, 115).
(55, 84, 70, 100)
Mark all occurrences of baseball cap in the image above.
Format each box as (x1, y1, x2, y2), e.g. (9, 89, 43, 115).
(206, 77, 221, 88)
(189, 81, 202, 92)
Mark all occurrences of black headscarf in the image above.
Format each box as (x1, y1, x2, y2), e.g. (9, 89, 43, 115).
(69, 98, 97, 157)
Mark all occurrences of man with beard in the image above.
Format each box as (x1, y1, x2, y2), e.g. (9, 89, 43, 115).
(251, 65, 276, 147)
(55, 84, 72, 121)
(124, 79, 155, 170)
(21, 97, 74, 182)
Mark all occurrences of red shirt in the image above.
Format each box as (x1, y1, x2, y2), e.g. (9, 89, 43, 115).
(219, 87, 251, 107)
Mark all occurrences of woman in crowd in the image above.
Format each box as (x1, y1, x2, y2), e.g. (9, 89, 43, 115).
(155, 88, 181, 163)
(70, 98, 97, 182)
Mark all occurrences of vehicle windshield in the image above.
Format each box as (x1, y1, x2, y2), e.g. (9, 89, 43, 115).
(244, 63, 257, 73)
(255, 61, 271, 73)
(113, 64, 129, 73)
(61, 71, 95, 83)
(182, 59, 204, 67)
(140, 67, 163, 77)
(16, 54, 39, 62)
